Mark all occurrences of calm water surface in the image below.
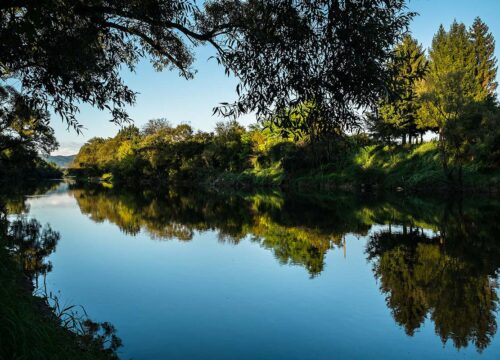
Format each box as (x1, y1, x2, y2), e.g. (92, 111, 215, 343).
(8, 182, 500, 359)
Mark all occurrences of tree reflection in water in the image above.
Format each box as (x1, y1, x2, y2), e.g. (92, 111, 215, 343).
(0, 182, 61, 283)
(6, 217, 60, 283)
(70, 185, 361, 277)
(69, 183, 500, 352)
(367, 217, 500, 352)
(0, 186, 122, 358)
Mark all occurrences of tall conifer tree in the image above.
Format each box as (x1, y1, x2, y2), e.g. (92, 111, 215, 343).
(417, 21, 478, 181)
(470, 17, 498, 102)
(418, 21, 476, 132)
(373, 35, 428, 144)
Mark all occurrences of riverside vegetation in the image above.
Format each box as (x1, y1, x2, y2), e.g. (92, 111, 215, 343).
(70, 20, 500, 193)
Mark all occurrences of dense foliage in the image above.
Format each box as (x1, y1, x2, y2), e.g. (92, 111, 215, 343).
(72, 119, 262, 185)
(368, 35, 429, 144)
(369, 18, 500, 186)
(1, 0, 412, 134)
(0, 86, 61, 181)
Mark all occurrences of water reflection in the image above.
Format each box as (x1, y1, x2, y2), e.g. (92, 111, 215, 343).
(6, 217, 60, 282)
(70, 185, 355, 276)
(0, 182, 62, 282)
(67, 183, 500, 353)
(367, 227, 498, 351)
(0, 184, 122, 358)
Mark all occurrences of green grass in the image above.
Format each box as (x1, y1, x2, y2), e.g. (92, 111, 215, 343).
(0, 246, 117, 360)
(209, 161, 285, 188)
(287, 141, 500, 192)
(350, 142, 447, 189)
(356, 142, 500, 190)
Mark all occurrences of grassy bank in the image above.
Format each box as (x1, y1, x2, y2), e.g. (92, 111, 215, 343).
(210, 141, 500, 193)
(0, 246, 119, 360)
(0, 185, 120, 360)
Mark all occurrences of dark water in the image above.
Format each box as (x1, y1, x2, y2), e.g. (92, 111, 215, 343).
(4, 181, 500, 359)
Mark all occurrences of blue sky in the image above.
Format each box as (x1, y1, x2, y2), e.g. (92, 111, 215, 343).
(52, 0, 500, 155)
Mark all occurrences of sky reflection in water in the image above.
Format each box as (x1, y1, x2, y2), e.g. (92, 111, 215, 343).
(11, 182, 500, 359)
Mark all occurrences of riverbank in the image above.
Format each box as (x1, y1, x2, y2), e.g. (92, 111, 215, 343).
(70, 136, 500, 195)
(207, 142, 500, 194)
(68, 117, 500, 195)
(0, 185, 120, 360)
(0, 246, 119, 360)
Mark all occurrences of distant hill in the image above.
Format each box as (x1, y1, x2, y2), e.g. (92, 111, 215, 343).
(44, 155, 76, 168)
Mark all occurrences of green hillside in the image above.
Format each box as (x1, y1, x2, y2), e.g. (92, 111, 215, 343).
(45, 155, 76, 168)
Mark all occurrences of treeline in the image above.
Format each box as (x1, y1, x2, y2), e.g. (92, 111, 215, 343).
(72, 120, 251, 185)
(71, 117, 348, 187)
(368, 18, 500, 183)
(70, 18, 500, 191)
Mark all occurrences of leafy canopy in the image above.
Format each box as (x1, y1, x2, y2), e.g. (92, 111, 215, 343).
(0, 86, 58, 156)
(1, 0, 413, 135)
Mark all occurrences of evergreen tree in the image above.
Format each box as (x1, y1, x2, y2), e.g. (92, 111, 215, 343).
(470, 17, 498, 102)
(418, 20, 500, 185)
(417, 21, 477, 133)
(417, 22, 478, 183)
(373, 35, 428, 144)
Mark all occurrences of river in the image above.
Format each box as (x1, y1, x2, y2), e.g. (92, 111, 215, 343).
(4, 181, 500, 359)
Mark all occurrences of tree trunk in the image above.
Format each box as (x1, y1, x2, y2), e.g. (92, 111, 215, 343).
(438, 129, 452, 183)
(458, 163, 463, 189)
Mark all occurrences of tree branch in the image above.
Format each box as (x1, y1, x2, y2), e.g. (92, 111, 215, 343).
(102, 21, 190, 77)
